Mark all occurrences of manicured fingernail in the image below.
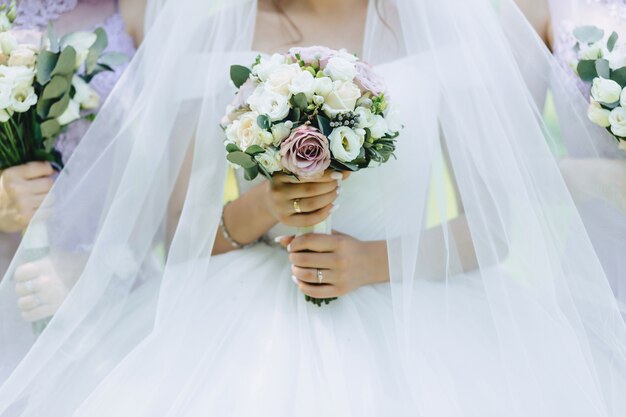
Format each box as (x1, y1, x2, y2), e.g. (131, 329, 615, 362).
(330, 204, 340, 213)
(274, 236, 286, 243)
(291, 275, 299, 284)
(336, 185, 342, 194)
(330, 172, 342, 180)
(287, 244, 292, 252)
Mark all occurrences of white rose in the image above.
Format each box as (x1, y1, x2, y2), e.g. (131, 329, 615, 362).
(247, 87, 290, 122)
(609, 107, 626, 137)
(0, 65, 35, 88)
(264, 63, 300, 97)
(322, 80, 361, 117)
(60, 32, 97, 69)
(369, 115, 389, 139)
(289, 70, 316, 99)
(0, 107, 12, 122)
(10, 84, 37, 112)
(314, 77, 333, 97)
(0, 32, 17, 55)
(72, 75, 100, 110)
(57, 99, 81, 126)
(8, 47, 36, 67)
(328, 126, 362, 162)
(253, 53, 285, 82)
(355, 106, 375, 129)
(591, 77, 622, 105)
(271, 121, 292, 146)
(578, 42, 603, 60)
(0, 15, 11, 32)
(587, 100, 611, 127)
(323, 57, 358, 81)
(225, 111, 267, 149)
(255, 148, 282, 173)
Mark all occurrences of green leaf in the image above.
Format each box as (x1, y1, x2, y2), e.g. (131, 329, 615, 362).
(257, 162, 273, 180)
(243, 165, 259, 181)
(85, 28, 109, 75)
(98, 52, 128, 68)
(36, 98, 54, 119)
(225, 143, 240, 153)
(596, 59, 611, 79)
(41, 75, 70, 100)
(611, 67, 626, 88)
(227, 151, 257, 169)
(230, 65, 251, 88)
(316, 114, 332, 136)
(40, 119, 61, 139)
(48, 93, 70, 119)
(573, 26, 604, 44)
(51, 47, 77, 78)
(608, 31, 619, 52)
(330, 159, 359, 172)
(577, 60, 598, 81)
(82, 64, 113, 83)
(37, 51, 59, 85)
(291, 92, 308, 110)
(257, 114, 271, 130)
(245, 145, 265, 156)
(47, 24, 59, 53)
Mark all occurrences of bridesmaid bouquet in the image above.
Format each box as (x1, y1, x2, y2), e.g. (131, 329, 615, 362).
(570, 25, 626, 150)
(221, 46, 401, 306)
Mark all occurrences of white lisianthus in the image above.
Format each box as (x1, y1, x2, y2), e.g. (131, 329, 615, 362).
(0, 107, 12, 122)
(329, 126, 362, 162)
(247, 87, 290, 122)
(289, 70, 316, 99)
(323, 57, 358, 81)
(314, 77, 333, 97)
(0, 65, 35, 88)
(591, 77, 622, 105)
(0, 32, 17, 55)
(225, 111, 267, 149)
(10, 84, 37, 112)
(369, 115, 389, 139)
(621, 88, 626, 108)
(322, 80, 361, 117)
(385, 104, 402, 133)
(72, 75, 100, 110)
(271, 121, 293, 146)
(0, 80, 12, 108)
(255, 148, 282, 173)
(8, 47, 36, 67)
(252, 53, 285, 82)
(57, 99, 81, 125)
(578, 42, 604, 60)
(355, 106, 375, 129)
(609, 107, 626, 137)
(60, 32, 98, 69)
(264, 63, 301, 97)
(587, 100, 612, 127)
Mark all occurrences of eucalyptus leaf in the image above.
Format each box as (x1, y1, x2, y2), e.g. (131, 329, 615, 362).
(47, 24, 59, 53)
(316, 114, 332, 136)
(573, 25, 604, 44)
(40, 119, 61, 139)
(291, 92, 307, 110)
(611, 67, 626, 88)
(86, 28, 109, 75)
(37, 51, 59, 85)
(98, 52, 128, 68)
(608, 31, 619, 52)
(42, 76, 70, 100)
(330, 159, 359, 172)
(257, 114, 271, 130)
(225, 143, 240, 153)
(245, 145, 265, 156)
(51, 47, 77, 78)
(82, 63, 114, 83)
(244, 165, 259, 181)
(227, 151, 257, 169)
(36, 98, 54, 119)
(230, 65, 251, 88)
(257, 162, 273, 180)
(595, 59, 611, 79)
(577, 60, 598, 81)
(48, 93, 70, 119)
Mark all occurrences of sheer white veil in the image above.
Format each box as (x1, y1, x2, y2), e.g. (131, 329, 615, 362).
(0, 0, 625, 415)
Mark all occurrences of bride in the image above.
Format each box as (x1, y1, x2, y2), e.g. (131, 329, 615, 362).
(1, 0, 626, 415)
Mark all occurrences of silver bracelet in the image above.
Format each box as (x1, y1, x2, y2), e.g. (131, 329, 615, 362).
(220, 203, 260, 250)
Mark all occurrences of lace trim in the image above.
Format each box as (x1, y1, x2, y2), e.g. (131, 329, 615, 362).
(3, 0, 101, 29)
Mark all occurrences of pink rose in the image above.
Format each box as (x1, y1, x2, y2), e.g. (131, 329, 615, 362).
(354, 61, 386, 96)
(289, 46, 334, 67)
(280, 125, 331, 179)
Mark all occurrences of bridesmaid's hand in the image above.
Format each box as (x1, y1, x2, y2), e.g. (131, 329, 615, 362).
(0, 162, 54, 233)
(263, 171, 348, 228)
(278, 232, 389, 299)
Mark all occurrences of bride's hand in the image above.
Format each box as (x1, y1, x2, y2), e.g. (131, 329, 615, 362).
(279, 232, 389, 299)
(264, 171, 347, 228)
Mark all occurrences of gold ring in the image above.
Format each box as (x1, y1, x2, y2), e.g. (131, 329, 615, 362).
(317, 269, 324, 284)
(293, 199, 302, 214)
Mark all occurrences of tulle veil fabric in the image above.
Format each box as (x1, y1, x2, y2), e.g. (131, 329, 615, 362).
(0, 0, 625, 415)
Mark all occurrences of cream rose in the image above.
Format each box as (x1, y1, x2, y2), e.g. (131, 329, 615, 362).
(591, 77, 622, 105)
(226, 111, 268, 149)
(255, 148, 282, 173)
(8, 47, 36, 67)
(328, 126, 362, 162)
(247, 87, 290, 122)
(587, 100, 611, 128)
(264, 63, 301, 97)
(323, 57, 358, 82)
(72, 75, 100, 110)
(57, 99, 81, 126)
(609, 107, 626, 137)
(322, 80, 361, 117)
(10, 84, 37, 113)
(289, 70, 316, 99)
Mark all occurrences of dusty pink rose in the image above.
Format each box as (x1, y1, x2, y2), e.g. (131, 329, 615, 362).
(354, 61, 386, 96)
(280, 125, 331, 179)
(289, 46, 334, 66)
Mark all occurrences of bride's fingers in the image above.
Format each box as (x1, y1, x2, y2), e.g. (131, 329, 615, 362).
(291, 266, 335, 284)
(296, 281, 339, 299)
(287, 233, 339, 253)
(281, 180, 339, 199)
(286, 205, 335, 228)
(276, 171, 345, 184)
(290, 189, 339, 214)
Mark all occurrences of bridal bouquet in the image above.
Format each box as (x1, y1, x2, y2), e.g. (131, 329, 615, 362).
(222, 46, 401, 306)
(570, 25, 626, 150)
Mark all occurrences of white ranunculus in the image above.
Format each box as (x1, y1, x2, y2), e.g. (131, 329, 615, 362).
(355, 106, 375, 129)
(72, 75, 100, 110)
(0, 32, 17, 55)
(323, 57, 358, 81)
(264, 63, 300, 97)
(8, 47, 36, 67)
(591, 77, 623, 105)
(609, 107, 626, 137)
(10, 84, 37, 112)
(247, 87, 290, 122)
(328, 126, 362, 162)
(314, 77, 333, 97)
(0, 65, 35, 88)
(255, 148, 282, 173)
(289, 70, 316, 99)
(225, 111, 267, 149)
(60, 32, 97, 69)
(253, 53, 285, 82)
(369, 115, 390, 139)
(621, 87, 626, 108)
(271, 121, 292, 146)
(57, 99, 81, 125)
(322, 80, 361, 117)
(587, 100, 612, 127)
(0, 107, 12, 122)
(578, 42, 604, 60)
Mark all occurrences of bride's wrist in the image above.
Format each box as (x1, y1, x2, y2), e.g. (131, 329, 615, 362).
(363, 240, 390, 285)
